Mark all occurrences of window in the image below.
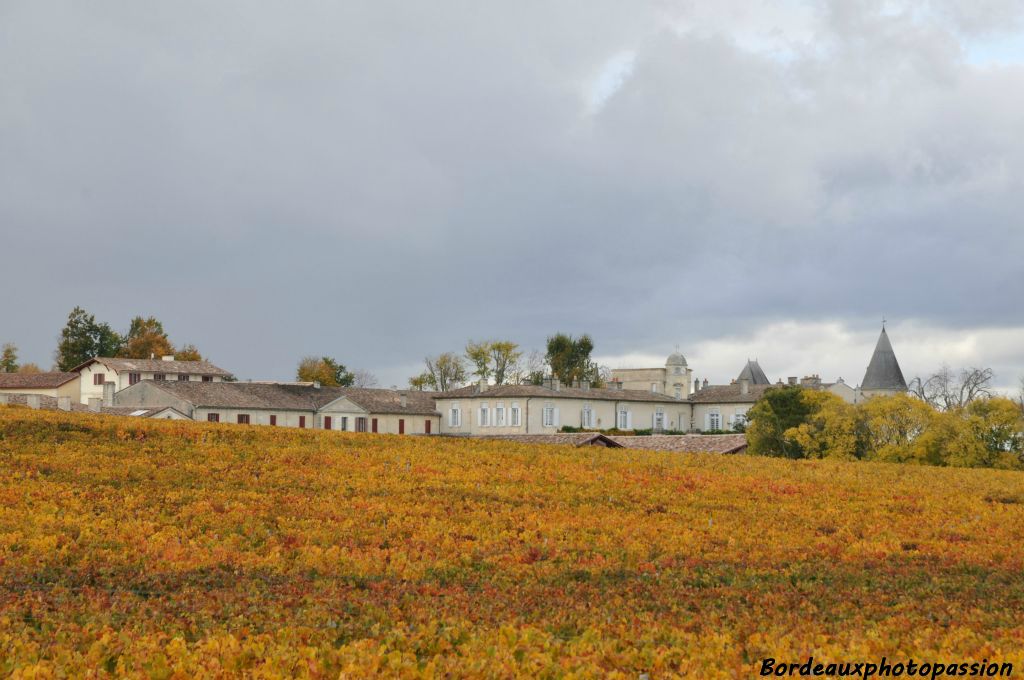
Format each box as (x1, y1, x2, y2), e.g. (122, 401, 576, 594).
(154, 373, 166, 381)
(371, 418, 378, 433)
(237, 414, 250, 425)
(202, 375, 213, 383)
(510, 402, 521, 427)
(340, 416, 348, 431)
(732, 412, 747, 429)
(674, 366, 682, 375)
(425, 420, 431, 434)
(356, 417, 368, 432)
(449, 404, 461, 427)
(398, 419, 405, 434)
(93, 373, 105, 385)
(708, 412, 721, 430)
(654, 408, 665, 431)
(495, 403, 505, 427)
(324, 416, 332, 430)
(269, 415, 277, 426)
(178, 374, 189, 381)
(542, 403, 556, 428)
(207, 413, 220, 423)
(582, 404, 594, 428)
(674, 387, 682, 399)
(618, 408, 629, 430)
(651, 382, 659, 393)
(299, 416, 306, 428)
(479, 403, 489, 427)
(128, 373, 140, 386)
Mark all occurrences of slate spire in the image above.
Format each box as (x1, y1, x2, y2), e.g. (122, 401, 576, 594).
(861, 327, 907, 391)
(736, 359, 770, 385)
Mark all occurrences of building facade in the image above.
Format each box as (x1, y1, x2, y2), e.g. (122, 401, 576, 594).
(73, 356, 233, 404)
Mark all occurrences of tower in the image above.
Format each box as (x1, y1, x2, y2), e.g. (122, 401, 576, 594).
(860, 325, 908, 398)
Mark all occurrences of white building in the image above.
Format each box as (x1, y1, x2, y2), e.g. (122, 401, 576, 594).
(72, 356, 233, 405)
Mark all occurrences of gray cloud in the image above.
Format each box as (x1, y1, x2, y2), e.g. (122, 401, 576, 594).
(2, 1, 1022, 387)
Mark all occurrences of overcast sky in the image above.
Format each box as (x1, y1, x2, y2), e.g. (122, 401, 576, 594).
(2, 1, 1023, 391)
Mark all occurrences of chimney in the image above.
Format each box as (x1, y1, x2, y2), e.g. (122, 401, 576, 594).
(478, 378, 488, 393)
(27, 395, 41, 410)
(88, 398, 102, 412)
(788, 376, 798, 386)
(581, 380, 591, 391)
(399, 393, 408, 408)
(553, 377, 561, 392)
(313, 381, 321, 389)
(572, 379, 580, 389)
(102, 381, 115, 407)
(57, 396, 72, 411)
(740, 378, 750, 395)
(542, 376, 553, 390)
(702, 378, 708, 389)
(161, 355, 174, 362)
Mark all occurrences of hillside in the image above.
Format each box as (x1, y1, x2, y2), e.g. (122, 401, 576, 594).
(1, 407, 1023, 677)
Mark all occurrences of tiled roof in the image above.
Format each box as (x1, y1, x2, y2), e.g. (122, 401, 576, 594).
(74, 357, 233, 377)
(0, 372, 78, 389)
(687, 383, 774, 404)
(438, 384, 689, 404)
(328, 388, 440, 416)
(127, 381, 441, 415)
(613, 434, 748, 454)
(475, 433, 623, 448)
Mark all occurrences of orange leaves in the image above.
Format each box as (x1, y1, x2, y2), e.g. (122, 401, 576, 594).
(1, 406, 1024, 675)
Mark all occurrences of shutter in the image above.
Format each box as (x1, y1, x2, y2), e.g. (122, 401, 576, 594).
(553, 408, 560, 428)
(704, 413, 710, 431)
(476, 407, 481, 427)
(652, 413, 657, 428)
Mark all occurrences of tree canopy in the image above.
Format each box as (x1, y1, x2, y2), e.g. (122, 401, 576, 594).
(545, 333, 598, 386)
(296, 356, 355, 387)
(54, 307, 123, 371)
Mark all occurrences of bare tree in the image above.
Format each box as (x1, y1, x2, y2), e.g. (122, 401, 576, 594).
(909, 365, 994, 410)
(351, 369, 379, 388)
(421, 353, 467, 392)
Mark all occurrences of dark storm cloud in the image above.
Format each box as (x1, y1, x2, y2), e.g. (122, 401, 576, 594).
(1, 1, 1022, 386)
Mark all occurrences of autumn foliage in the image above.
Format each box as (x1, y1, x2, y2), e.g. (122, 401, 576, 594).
(1, 406, 1023, 677)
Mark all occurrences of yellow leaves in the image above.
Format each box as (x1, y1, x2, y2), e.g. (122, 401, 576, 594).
(1, 406, 1023, 675)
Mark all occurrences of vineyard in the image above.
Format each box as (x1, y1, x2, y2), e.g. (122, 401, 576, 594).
(2, 406, 1024, 677)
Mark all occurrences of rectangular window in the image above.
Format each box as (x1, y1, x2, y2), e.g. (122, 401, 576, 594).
(371, 418, 378, 433)
(480, 403, 489, 427)
(495, 403, 505, 426)
(269, 415, 277, 426)
(178, 374, 189, 381)
(128, 373, 140, 385)
(543, 405, 555, 428)
(582, 405, 594, 428)
(425, 419, 431, 434)
(237, 414, 250, 425)
(510, 402, 521, 427)
(324, 416, 332, 430)
(449, 404, 461, 427)
(299, 415, 306, 428)
(356, 417, 368, 432)
(154, 373, 166, 381)
(93, 373, 105, 385)
(207, 413, 220, 423)
(708, 412, 721, 430)
(202, 375, 213, 382)
(651, 382, 658, 393)
(674, 387, 682, 399)
(618, 409, 628, 429)
(340, 416, 348, 431)
(654, 408, 665, 430)
(399, 419, 405, 434)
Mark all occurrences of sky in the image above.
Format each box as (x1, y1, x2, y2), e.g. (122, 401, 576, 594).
(2, 0, 1023, 393)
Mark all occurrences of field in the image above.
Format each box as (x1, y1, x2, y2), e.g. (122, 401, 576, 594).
(1, 407, 1024, 678)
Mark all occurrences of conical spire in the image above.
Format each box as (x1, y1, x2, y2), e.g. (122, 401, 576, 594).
(736, 359, 770, 385)
(861, 327, 907, 391)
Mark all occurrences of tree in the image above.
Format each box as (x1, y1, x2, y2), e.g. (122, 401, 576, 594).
(120, 316, 175, 359)
(420, 353, 467, 392)
(489, 341, 522, 386)
(860, 393, 935, 463)
(745, 385, 811, 458)
(783, 390, 865, 461)
(17, 363, 41, 374)
(545, 333, 597, 385)
(175, 344, 204, 361)
(54, 307, 123, 371)
(408, 373, 432, 391)
(351, 369, 379, 388)
(0, 343, 17, 372)
(296, 356, 355, 387)
(909, 365, 994, 411)
(964, 397, 1024, 467)
(465, 340, 492, 382)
